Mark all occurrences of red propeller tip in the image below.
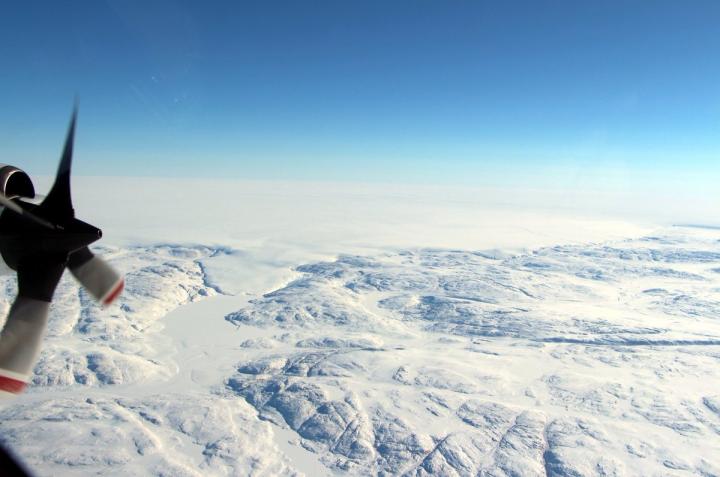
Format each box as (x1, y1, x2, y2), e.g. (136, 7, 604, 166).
(102, 279, 124, 306)
(0, 370, 28, 395)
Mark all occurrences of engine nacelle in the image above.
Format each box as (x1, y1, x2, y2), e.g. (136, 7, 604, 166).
(0, 165, 36, 276)
(0, 165, 35, 200)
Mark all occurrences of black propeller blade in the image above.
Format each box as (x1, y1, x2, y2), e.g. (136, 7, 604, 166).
(37, 107, 76, 221)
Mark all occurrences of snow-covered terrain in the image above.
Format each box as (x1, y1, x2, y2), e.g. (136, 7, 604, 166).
(0, 179, 719, 476)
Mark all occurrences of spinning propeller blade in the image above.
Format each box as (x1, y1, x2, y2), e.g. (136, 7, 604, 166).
(69, 247, 124, 305)
(37, 107, 76, 220)
(0, 194, 55, 230)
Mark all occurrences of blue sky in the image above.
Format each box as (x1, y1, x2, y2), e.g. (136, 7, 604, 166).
(1, 1, 719, 190)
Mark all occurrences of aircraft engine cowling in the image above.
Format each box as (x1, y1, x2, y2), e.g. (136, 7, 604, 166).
(0, 165, 35, 200)
(0, 165, 36, 275)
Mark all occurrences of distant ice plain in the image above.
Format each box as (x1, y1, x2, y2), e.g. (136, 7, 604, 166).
(1, 178, 719, 475)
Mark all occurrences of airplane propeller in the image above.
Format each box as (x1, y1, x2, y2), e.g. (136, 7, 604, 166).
(0, 109, 123, 395)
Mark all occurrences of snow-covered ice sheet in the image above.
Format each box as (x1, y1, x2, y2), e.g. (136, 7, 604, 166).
(223, 233, 720, 475)
(0, 179, 719, 476)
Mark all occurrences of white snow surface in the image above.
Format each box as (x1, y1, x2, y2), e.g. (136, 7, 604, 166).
(1, 178, 719, 476)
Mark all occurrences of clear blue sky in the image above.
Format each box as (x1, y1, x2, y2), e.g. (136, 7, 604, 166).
(1, 1, 719, 189)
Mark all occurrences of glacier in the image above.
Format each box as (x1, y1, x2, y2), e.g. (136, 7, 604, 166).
(0, 229, 718, 475)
